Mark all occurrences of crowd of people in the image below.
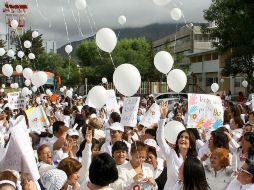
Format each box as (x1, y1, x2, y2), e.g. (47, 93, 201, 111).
(0, 90, 254, 190)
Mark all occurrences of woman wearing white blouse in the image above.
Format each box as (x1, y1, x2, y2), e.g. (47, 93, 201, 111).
(157, 102, 197, 190)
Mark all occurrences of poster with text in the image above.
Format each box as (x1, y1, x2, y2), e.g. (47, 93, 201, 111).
(7, 92, 26, 110)
(106, 90, 120, 113)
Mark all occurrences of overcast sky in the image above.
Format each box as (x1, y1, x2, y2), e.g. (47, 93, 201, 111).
(0, 0, 211, 48)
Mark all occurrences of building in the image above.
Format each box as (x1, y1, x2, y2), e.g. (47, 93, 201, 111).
(43, 40, 57, 53)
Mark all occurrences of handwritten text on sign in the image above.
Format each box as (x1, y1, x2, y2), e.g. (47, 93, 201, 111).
(7, 92, 26, 110)
(187, 93, 224, 129)
(121, 97, 140, 127)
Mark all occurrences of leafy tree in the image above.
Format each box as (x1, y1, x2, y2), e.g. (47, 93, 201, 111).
(203, 0, 254, 89)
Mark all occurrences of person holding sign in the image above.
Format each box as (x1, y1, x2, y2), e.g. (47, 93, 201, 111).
(157, 101, 197, 190)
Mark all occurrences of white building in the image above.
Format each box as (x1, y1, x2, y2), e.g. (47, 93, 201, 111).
(43, 40, 57, 53)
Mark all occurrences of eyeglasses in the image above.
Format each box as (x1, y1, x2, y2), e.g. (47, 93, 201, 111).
(239, 168, 253, 177)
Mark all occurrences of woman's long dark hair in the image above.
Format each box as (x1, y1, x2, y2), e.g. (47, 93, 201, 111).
(183, 157, 210, 190)
(175, 130, 197, 157)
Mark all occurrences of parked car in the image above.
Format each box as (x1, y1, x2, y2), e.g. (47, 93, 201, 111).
(151, 92, 188, 104)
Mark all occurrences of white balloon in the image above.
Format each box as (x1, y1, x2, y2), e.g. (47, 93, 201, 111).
(70, 88, 73, 92)
(23, 68, 33, 79)
(75, 0, 87, 10)
(96, 28, 117, 53)
(7, 49, 15, 58)
(118, 15, 127, 25)
(13, 83, 19, 89)
(46, 89, 51, 95)
(32, 31, 39, 38)
(113, 64, 141, 96)
(153, 0, 171, 6)
(154, 51, 174, 74)
(17, 51, 25, 59)
(21, 87, 29, 96)
(170, 8, 182, 21)
(31, 71, 48, 87)
(66, 90, 73, 98)
(32, 86, 37, 92)
(88, 86, 108, 109)
(0, 48, 5, 56)
(11, 19, 19, 29)
(2, 64, 13, 77)
(242, 80, 248, 88)
(25, 79, 31, 86)
(0, 88, 4, 93)
(2, 84, 5, 88)
(65, 45, 73, 54)
(63, 86, 67, 90)
(211, 83, 219, 93)
(28, 90, 32, 95)
(164, 120, 185, 144)
(167, 69, 187, 92)
(60, 88, 64, 92)
(36, 97, 41, 104)
(10, 83, 14, 89)
(24, 40, 32, 49)
(16, 65, 23, 73)
(102, 77, 108, 84)
(28, 53, 35, 60)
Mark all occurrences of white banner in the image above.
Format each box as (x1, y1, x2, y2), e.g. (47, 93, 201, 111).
(139, 103, 160, 128)
(120, 97, 140, 127)
(7, 92, 26, 110)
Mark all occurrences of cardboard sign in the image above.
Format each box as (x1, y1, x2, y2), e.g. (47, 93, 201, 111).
(120, 97, 140, 127)
(25, 105, 50, 132)
(7, 92, 26, 110)
(0, 116, 40, 181)
(139, 103, 160, 128)
(106, 90, 120, 113)
(187, 93, 224, 129)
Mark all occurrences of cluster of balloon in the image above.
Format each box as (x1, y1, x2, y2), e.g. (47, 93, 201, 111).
(118, 15, 126, 25)
(113, 64, 141, 97)
(211, 83, 219, 93)
(31, 71, 48, 87)
(96, 28, 117, 53)
(75, 0, 87, 10)
(242, 80, 248, 88)
(153, 0, 171, 6)
(2, 64, 13, 77)
(88, 86, 108, 109)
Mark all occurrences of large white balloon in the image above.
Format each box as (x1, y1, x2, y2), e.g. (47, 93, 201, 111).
(11, 19, 19, 29)
(153, 0, 171, 6)
(31, 71, 48, 87)
(0, 48, 5, 56)
(28, 53, 35, 60)
(164, 120, 185, 144)
(16, 65, 23, 73)
(65, 45, 73, 54)
(113, 64, 141, 96)
(7, 49, 15, 58)
(32, 31, 39, 38)
(2, 64, 13, 77)
(170, 8, 182, 21)
(167, 69, 187, 92)
(102, 77, 108, 84)
(21, 87, 30, 97)
(25, 79, 31, 86)
(32, 86, 37, 92)
(242, 80, 248, 88)
(154, 51, 174, 74)
(24, 40, 32, 49)
(75, 0, 87, 10)
(118, 15, 127, 25)
(23, 68, 33, 79)
(96, 28, 117, 53)
(88, 86, 108, 109)
(66, 90, 73, 98)
(17, 51, 25, 59)
(211, 83, 219, 93)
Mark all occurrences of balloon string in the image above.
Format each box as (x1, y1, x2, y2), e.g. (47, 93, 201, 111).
(109, 53, 116, 69)
(71, 9, 84, 38)
(35, 0, 51, 28)
(61, 7, 71, 44)
(117, 30, 121, 39)
(87, 6, 97, 34)
(68, 56, 71, 80)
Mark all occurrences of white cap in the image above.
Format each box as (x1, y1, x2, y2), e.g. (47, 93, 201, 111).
(109, 122, 124, 132)
(144, 139, 160, 151)
(67, 129, 79, 137)
(40, 168, 67, 190)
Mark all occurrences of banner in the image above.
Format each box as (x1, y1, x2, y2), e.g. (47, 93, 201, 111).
(7, 92, 26, 110)
(106, 90, 120, 113)
(139, 103, 160, 128)
(0, 116, 40, 181)
(120, 97, 140, 127)
(187, 93, 224, 129)
(25, 105, 50, 132)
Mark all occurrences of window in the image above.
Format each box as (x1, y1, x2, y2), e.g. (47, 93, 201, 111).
(206, 77, 218, 86)
(234, 78, 241, 87)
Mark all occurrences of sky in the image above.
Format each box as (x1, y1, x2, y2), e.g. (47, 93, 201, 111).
(0, 0, 211, 48)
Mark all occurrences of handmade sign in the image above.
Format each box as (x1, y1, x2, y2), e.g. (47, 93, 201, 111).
(106, 90, 120, 113)
(7, 92, 26, 110)
(120, 97, 140, 127)
(187, 93, 224, 129)
(0, 116, 40, 181)
(25, 105, 50, 132)
(139, 103, 160, 128)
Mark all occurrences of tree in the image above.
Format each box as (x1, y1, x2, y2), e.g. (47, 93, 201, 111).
(203, 0, 254, 89)
(76, 38, 160, 84)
